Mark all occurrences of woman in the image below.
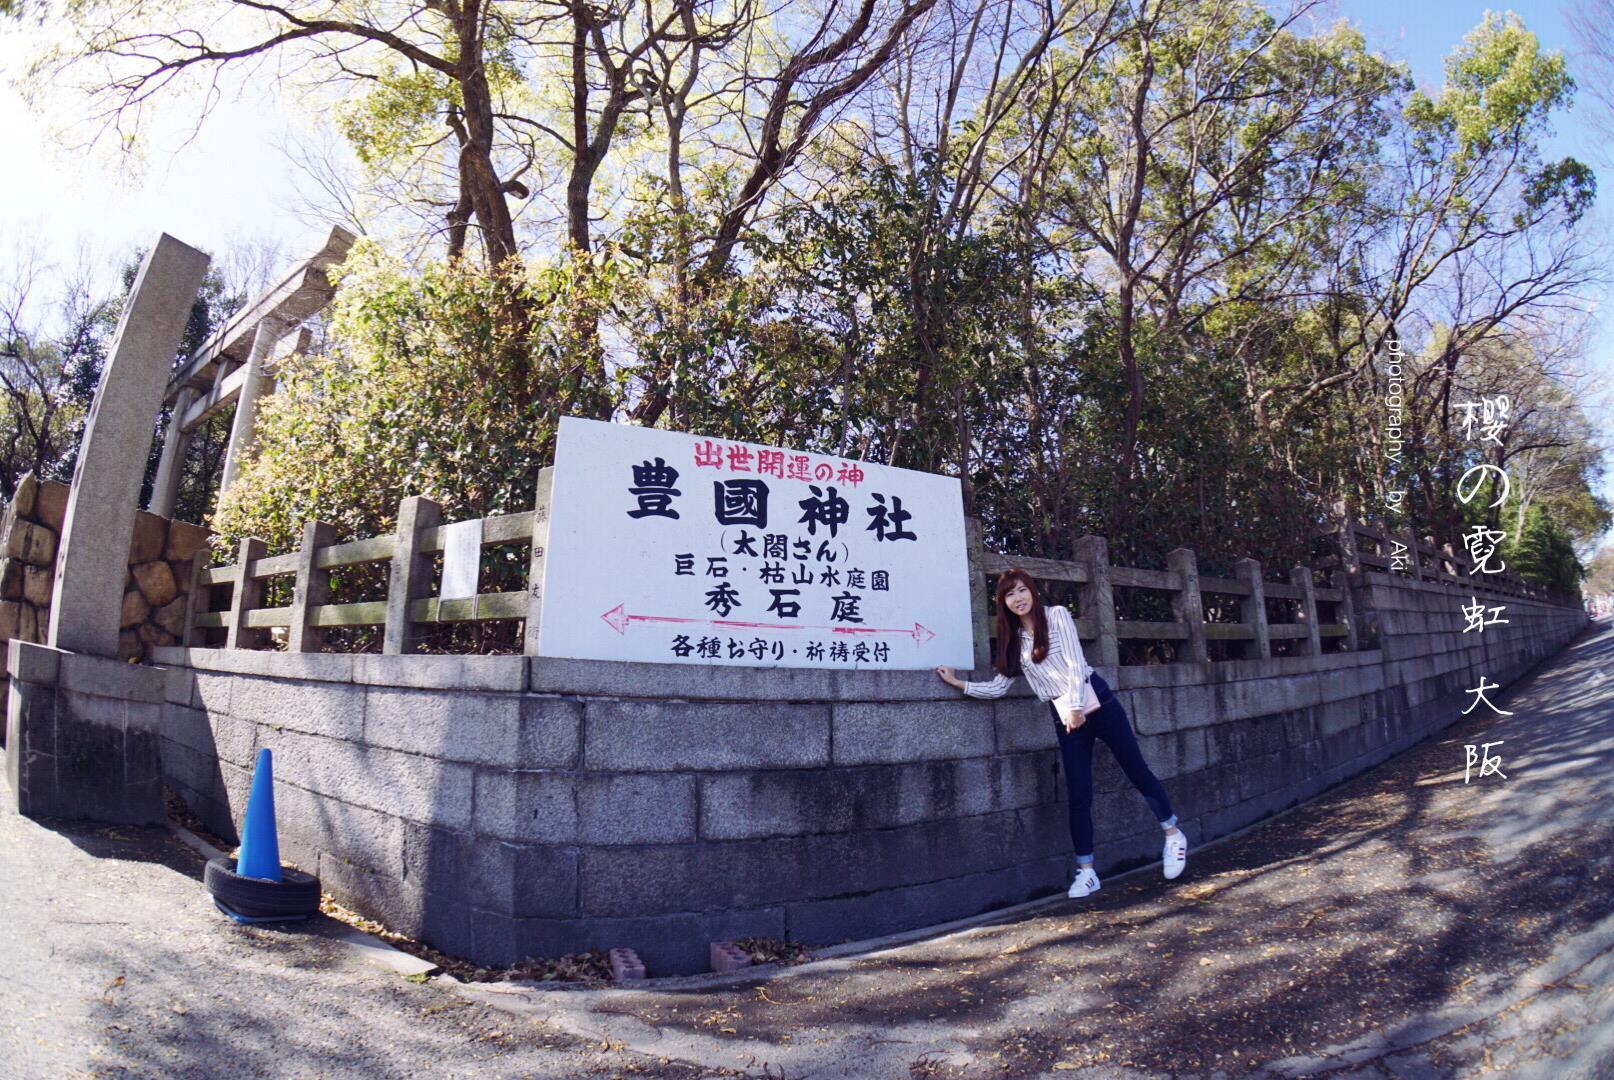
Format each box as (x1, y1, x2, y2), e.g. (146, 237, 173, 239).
(935, 568, 1188, 898)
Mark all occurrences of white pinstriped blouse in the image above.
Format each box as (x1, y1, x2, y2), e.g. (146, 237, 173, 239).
(962, 604, 1093, 713)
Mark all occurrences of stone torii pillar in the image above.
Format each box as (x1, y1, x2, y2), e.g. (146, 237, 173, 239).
(48, 235, 211, 657)
(218, 317, 287, 495)
(147, 386, 196, 519)
(154, 323, 312, 513)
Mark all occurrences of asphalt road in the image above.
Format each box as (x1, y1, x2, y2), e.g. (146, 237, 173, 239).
(3, 619, 1613, 1079)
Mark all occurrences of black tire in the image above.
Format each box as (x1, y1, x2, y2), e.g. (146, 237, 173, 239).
(205, 857, 322, 918)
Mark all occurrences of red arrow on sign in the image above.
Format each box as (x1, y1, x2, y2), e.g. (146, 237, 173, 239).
(600, 604, 935, 644)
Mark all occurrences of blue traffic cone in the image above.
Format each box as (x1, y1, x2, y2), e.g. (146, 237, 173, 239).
(235, 748, 283, 882)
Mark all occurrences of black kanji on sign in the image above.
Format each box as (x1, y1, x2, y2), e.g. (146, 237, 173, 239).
(715, 479, 769, 528)
(866, 492, 917, 541)
(627, 457, 682, 519)
(768, 588, 803, 619)
(798, 485, 850, 537)
(830, 591, 864, 623)
(705, 582, 742, 617)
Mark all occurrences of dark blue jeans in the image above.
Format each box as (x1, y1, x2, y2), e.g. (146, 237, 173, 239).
(1049, 671, 1176, 864)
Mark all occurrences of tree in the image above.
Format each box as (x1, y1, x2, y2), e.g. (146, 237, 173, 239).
(1038, 1, 1397, 528)
(1255, 13, 1597, 556)
(1585, 542, 1614, 595)
(1509, 502, 1586, 593)
(0, 240, 107, 498)
(14, 1, 1603, 606)
(211, 239, 630, 546)
(1569, 0, 1614, 154)
(33, 1, 530, 266)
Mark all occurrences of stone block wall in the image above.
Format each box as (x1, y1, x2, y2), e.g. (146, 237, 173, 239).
(4, 639, 168, 824)
(143, 571, 1588, 976)
(0, 473, 210, 663)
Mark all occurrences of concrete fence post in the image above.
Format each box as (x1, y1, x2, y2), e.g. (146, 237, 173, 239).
(964, 516, 992, 671)
(1333, 502, 1362, 575)
(384, 495, 441, 655)
(1073, 534, 1119, 667)
(1334, 567, 1360, 651)
(1332, 506, 1364, 651)
(1403, 527, 1424, 582)
(181, 548, 208, 647)
(1439, 541, 1458, 583)
(1167, 547, 1209, 664)
(1234, 557, 1271, 659)
(289, 520, 337, 653)
(225, 537, 268, 650)
(523, 467, 554, 656)
(1290, 565, 1322, 656)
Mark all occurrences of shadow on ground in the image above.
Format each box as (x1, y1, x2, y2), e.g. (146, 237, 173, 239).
(556, 622, 1614, 1078)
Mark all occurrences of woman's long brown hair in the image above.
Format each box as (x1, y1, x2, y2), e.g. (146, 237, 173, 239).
(993, 568, 1048, 676)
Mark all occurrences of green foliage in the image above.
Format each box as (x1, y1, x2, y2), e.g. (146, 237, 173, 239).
(15, 0, 1599, 619)
(1507, 503, 1585, 593)
(211, 243, 628, 550)
(1521, 157, 1596, 224)
(749, 156, 1026, 470)
(1585, 544, 1614, 596)
(339, 68, 459, 170)
(1440, 12, 1570, 153)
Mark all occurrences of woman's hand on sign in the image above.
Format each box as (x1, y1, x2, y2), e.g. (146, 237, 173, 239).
(934, 665, 964, 690)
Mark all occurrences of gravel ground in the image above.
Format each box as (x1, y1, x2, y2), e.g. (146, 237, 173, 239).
(3, 619, 1612, 1079)
(0, 806, 736, 1079)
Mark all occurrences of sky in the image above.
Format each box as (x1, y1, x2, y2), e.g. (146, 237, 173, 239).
(3, 3, 1595, 272)
(0, 32, 323, 294)
(1, 1, 1612, 552)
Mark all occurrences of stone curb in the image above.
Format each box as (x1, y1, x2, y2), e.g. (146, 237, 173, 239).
(438, 777, 1335, 1000)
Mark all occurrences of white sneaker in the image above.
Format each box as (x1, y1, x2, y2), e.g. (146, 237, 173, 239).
(1163, 829, 1188, 880)
(1067, 866, 1101, 898)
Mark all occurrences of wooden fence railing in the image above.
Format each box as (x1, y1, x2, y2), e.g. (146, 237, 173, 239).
(183, 475, 1582, 665)
(1322, 519, 1569, 603)
(967, 537, 1350, 670)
